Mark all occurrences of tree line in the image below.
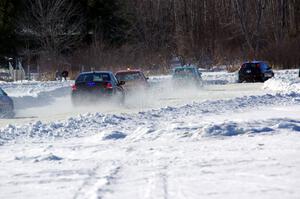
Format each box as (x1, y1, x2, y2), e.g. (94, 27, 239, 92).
(0, 0, 299, 73)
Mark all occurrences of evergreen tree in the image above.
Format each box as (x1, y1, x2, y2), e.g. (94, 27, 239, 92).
(0, 0, 21, 55)
(84, 0, 131, 45)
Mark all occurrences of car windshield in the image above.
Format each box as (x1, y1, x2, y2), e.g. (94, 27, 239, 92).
(76, 73, 111, 83)
(116, 72, 143, 82)
(173, 68, 196, 77)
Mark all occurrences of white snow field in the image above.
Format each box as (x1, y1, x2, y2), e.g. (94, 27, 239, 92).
(0, 70, 300, 199)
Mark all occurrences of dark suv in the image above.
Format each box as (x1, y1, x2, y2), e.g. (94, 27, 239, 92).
(238, 61, 274, 83)
(71, 71, 125, 105)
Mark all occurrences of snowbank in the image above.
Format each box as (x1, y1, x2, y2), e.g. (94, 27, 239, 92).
(0, 81, 73, 110)
(200, 118, 300, 137)
(1, 92, 300, 145)
(264, 78, 300, 93)
(202, 71, 238, 85)
(0, 80, 73, 97)
(264, 69, 300, 93)
(150, 71, 238, 85)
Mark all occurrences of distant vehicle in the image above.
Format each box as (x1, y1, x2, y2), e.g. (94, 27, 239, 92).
(0, 87, 14, 117)
(172, 66, 203, 87)
(71, 71, 125, 105)
(238, 61, 274, 83)
(115, 69, 149, 91)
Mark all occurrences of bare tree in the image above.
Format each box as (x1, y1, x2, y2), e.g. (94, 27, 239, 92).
(19, 0, 84, 69)
(233, 0, 266, 58)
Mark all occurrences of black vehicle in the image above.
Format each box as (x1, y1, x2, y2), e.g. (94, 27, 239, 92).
(71, 71, 125, 105)
(238, 61, 274, 83)
(0, 87, 14, 118)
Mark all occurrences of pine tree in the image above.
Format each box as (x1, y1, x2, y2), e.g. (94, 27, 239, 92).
(0, 0, 21, 55)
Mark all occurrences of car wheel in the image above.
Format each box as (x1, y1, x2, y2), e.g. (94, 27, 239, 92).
(261, 74, 267, 82)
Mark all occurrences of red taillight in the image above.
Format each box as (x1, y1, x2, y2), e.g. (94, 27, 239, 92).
(256, 63, 260, 68)
(72, 85, 77, 91)
(106, 82, 113, 89)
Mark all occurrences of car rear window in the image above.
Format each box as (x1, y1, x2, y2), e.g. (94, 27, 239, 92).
(76, 73, 111, 83)
(240, 63, 262, 71)
(116, 72, 143, 81)
(244, 63, 259, 68)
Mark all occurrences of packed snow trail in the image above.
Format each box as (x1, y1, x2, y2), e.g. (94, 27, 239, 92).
(0, 83, 266, 127)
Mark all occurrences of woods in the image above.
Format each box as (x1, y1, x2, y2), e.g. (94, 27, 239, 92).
(0, 0, 299, 72)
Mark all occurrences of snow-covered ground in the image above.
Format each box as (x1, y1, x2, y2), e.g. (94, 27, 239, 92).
(0, 70, 300, 199)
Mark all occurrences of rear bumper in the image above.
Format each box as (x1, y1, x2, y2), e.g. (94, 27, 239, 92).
(72, 90, 114, 99)
(238, 74, 263, 82)
(71, 89, 125, 105)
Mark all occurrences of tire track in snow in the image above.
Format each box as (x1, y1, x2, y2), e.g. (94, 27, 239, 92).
(73, 162, 121, 199)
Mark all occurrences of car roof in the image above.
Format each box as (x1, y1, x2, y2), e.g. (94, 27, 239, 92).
(243, 61, 266, 64)
(115, 69, 141, 74)
(173, 66, 197, 70)
(79, 71, 113, 75)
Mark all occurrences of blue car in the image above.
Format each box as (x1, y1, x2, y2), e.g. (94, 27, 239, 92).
(238, 61, 274, 83)
(0, 87, 14, 118)
(172, 66, 203, 87)
(71, 71, 125, 105)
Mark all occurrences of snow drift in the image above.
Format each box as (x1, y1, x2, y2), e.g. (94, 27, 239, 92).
(1, 91, 300, 145)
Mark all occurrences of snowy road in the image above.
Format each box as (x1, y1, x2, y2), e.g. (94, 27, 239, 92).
(0, 70, 300, 199)
(0, 83, 266, 127)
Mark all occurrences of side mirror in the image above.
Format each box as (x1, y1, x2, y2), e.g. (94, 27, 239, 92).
(118, 81, 125, 86)
(146, 77, 149, 80)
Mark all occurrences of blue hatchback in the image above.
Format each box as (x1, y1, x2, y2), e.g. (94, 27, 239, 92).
(71, 71, 126, 105)
(0, 87, 14, 118)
